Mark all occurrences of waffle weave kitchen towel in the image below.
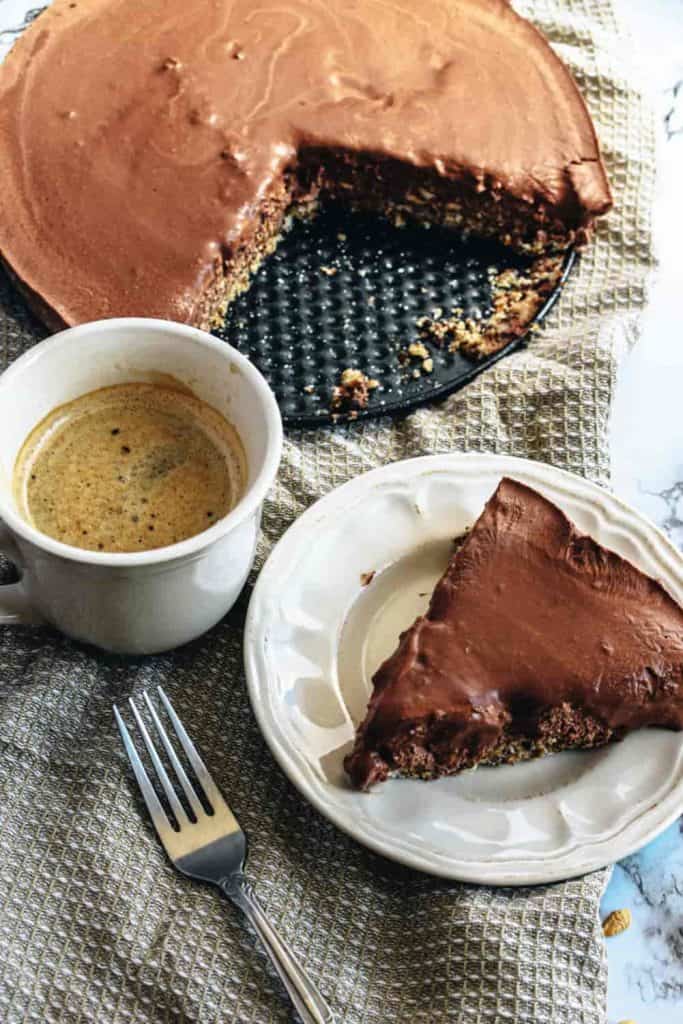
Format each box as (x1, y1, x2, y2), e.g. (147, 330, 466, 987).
(0, 0, 655, 1020)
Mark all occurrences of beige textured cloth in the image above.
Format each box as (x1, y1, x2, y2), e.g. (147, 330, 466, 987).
(0, 0, 655, 1021)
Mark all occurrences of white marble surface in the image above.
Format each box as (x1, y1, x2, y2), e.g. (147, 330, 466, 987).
(606, 1, 683, 1021)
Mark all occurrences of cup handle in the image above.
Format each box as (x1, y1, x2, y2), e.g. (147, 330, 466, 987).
(0, 521, 43, 625)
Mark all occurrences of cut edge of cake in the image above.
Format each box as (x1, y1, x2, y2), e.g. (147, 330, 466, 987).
(196, 148, 608, 359)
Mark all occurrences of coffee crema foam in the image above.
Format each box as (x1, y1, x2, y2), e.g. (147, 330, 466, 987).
(14, 382, 246, 553)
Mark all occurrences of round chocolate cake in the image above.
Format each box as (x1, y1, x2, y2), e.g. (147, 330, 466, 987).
(0, 0, 611, 332)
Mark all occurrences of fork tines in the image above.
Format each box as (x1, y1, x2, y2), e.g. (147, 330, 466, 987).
(114, 686, 237, 858)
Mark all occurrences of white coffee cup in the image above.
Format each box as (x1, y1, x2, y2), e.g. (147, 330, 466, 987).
(0, 318, 282, 654)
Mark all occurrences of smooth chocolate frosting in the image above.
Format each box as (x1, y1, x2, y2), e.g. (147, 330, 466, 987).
(345, 478, 683, 789)
(0, 0, 611, 327)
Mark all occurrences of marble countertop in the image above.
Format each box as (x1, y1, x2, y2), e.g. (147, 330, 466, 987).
(606, 1, 683, 1021)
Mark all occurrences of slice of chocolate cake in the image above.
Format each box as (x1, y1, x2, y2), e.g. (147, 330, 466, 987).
(344, 478, 683, 790)
(0, 0, 611, 334)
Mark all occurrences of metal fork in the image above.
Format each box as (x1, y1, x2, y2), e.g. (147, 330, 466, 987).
(114, 686, 335, 1024)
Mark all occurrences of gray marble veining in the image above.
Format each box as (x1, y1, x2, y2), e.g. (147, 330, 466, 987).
(606, 2, 683, 1021)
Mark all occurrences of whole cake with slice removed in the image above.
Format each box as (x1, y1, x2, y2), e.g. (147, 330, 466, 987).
(0, 0, 611, 340)
(344, 479, 683, 790)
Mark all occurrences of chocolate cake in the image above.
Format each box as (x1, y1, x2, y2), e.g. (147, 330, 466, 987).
(0, 0, 611, 333)
(345, 479, 683, 790)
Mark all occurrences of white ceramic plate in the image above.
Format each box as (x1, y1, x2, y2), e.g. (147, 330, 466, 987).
(244, 454, 683, 884)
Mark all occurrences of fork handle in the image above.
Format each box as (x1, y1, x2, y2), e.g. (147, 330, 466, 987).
(223, 877, 336, 1024)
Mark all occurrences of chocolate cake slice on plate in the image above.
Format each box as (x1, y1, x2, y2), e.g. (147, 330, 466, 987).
(345, 478, 683, 790)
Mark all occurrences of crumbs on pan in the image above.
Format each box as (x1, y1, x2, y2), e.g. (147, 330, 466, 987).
(413, 255, 563, 359)
(331, 368, 379, 414)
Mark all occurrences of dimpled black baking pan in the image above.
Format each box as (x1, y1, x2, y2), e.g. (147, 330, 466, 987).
(213, 204, 575, 428)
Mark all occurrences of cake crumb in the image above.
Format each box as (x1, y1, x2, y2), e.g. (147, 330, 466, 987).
(602, 909, 632, 937)
(320, 265, 338, 276)
(337, 232, 347, 241)
(360, 570, 375, 587)
(415, 255, 563, 359)
(331, 368, 379, 412)
(408, 341, 429, 360)
(399, 339, 434, 375)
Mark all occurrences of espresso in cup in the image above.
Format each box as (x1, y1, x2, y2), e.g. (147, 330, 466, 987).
(13, 382, 246, 553)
